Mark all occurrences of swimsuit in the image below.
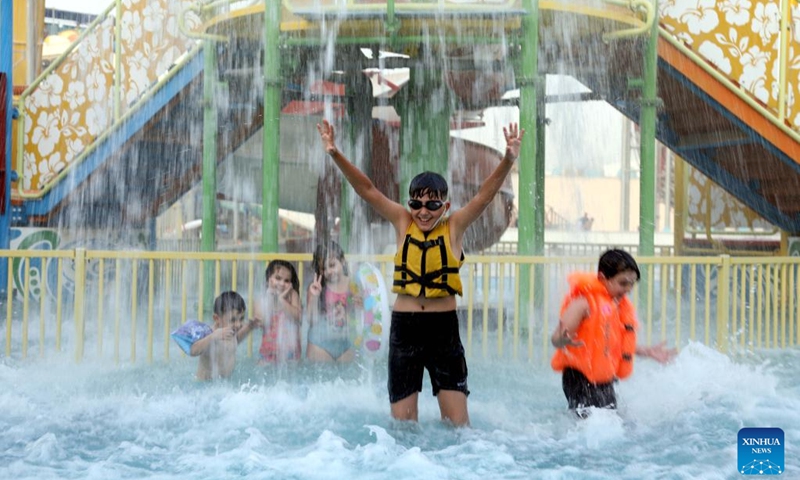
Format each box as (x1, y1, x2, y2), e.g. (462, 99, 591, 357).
(259, 308, 301, 363)
(307, 288, 353, 359)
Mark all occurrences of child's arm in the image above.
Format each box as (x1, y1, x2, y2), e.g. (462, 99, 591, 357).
(317, 120, 409, 231)
(281, 289, 302, 323)
(551, 297, 589, 348)
(636, 342, 678, 364)
(235, 318, 261, 343)
(449, 123, 524, 238)
(190, 327, 232, 356)
(306, 274, 322, 325)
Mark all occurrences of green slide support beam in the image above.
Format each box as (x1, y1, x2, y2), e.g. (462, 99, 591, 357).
(262, 0, 281, 253)
(518, 0, 542, 312)
(202, 42, 218, 311)
(638, 0, 658, 257)
(397, 64, 451, 196)
(638, 0, 659, 308)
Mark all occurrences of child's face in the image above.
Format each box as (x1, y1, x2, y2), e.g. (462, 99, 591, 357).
(268, 266, 294, 293)
(600, 270, 638, 300)
(408, 192, 449, 232)
(320, 257, 344, 283)
(214, 309, 245, 332)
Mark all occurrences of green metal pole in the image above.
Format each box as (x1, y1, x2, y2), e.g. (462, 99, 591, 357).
(638, 0, 658, 257)
(638, 0, 659, 311)
(262, 0, 281, 252)
(202, 43, 217, 253)
(518, 0, 541, 256)
(397, 88, 414, 197)
(397, 65, 450, 196)
(518, 0, 541, 313)
(202, 42, 217, 311)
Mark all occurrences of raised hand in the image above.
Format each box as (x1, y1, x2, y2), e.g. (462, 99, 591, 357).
(316, 120, 337, 155)
(279, 286, 292, 301)
(308, 273, 323, 297)
(503, 122, 525, 162)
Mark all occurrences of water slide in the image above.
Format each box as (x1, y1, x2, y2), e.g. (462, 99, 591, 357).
(10, 0, 800, 250)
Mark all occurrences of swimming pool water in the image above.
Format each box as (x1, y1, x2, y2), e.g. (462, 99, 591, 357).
(1, 342, 798, 479)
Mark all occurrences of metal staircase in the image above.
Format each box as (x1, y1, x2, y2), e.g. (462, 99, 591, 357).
(12, 0, 800, 236)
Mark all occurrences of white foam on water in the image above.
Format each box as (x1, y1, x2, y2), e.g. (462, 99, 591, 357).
(1, 341, 798, 479)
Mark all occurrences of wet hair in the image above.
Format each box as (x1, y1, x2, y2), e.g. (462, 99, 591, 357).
(312, 241, 348, 287)
(213, 291, 246, 315)
(598, 249, 640, 281)
(265, 260, 300, 294)
(409, 171, 448, 200)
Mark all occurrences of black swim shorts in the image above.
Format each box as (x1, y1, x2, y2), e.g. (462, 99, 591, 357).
(561, 367, 617, 413)
(388, 310, 469, 403)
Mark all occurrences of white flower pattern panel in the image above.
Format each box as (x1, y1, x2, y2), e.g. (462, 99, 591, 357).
(119, 0, 201, 114)
(20, 1, 800, 194)
(685, 164, 774, 232)
(659, 0, 800, 128)
(22, 0, 201, 193)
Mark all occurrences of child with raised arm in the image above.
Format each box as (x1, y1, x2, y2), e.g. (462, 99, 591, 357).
(551, 249, 677, 418)
(255, 260, 303, 364)
(190, 291, 261, 381)
(316, 119, 524, 427)
(306, 241, 362, 363)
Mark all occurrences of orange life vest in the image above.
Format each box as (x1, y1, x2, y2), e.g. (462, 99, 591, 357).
(550, 272, 638, 384)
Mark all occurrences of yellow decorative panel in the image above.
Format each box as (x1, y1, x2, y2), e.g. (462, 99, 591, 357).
(22, 16, 116, 192)
(659, 0, 784, 119)
(20, 0, 203, 195)
(784, 0, 800, 127)
(685, 164, 774, 233)
(118, 0, 202, 114)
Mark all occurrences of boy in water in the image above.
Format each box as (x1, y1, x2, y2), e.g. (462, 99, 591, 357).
(551, 249, 676, 417)
(191, 291, 261, 381)
(317, 119, 523, 426)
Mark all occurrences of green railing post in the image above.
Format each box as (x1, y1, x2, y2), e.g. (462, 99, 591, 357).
(262, 0, 281, 253)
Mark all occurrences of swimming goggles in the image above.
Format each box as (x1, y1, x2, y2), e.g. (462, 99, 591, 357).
(407, 199, 444, 211)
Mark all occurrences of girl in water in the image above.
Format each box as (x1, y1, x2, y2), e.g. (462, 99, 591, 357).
(255, 260, 302, 363)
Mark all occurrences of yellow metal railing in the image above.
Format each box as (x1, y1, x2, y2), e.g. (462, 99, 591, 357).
(2, 250, 799, 364)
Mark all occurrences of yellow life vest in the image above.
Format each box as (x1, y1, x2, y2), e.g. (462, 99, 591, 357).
(551, 272, 638, 383)
(392, 220, 464, 298)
